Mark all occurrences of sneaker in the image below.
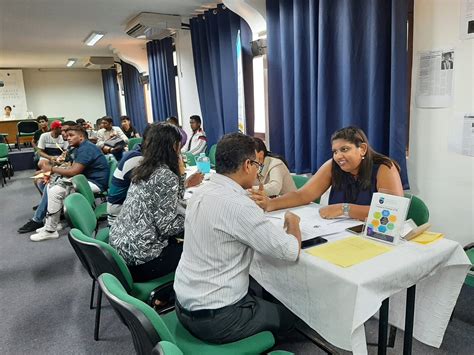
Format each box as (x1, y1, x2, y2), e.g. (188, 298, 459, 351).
(30, 230, 59, 242)
(18, 220, 44, 234)
(36, 223, 63, 233)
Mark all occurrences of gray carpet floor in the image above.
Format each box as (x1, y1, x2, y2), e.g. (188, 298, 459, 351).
(1, 171, 473, 354)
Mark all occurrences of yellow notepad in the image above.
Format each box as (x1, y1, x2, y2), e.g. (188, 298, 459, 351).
(411, 231, 444, 245)
(305, 236, 392, 267)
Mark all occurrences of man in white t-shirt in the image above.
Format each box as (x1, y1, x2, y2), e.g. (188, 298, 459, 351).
(36, 120, 68, 170)
(96, 116, 129, 160)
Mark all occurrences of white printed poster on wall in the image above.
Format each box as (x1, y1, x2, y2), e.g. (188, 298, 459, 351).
(415, 49, 454, 108)
(0, 69, 28, 119)
(448, 113, 474, 157)
(460, 0, 474, 40)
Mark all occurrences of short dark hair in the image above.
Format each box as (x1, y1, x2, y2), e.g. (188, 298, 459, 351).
(36, 115, 48, 123)
(101, 116, 113, 124)
(216, 133, 256, 175)
(120, 115, 130, 122)
(62, 120, 77, 127)
(65, 125, 86, 137)
(76, 118, 85, 125)
(4, 105, 12, 111)
(167, 116, 179, 126)
(190, 115, 201, 125)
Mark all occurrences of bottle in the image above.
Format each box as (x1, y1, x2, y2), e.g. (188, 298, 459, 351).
(196, 153, 211, 174)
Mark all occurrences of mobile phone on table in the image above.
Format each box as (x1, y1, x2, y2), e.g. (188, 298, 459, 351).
(346, 224, 365, 235)
(301, 237, 328, 249)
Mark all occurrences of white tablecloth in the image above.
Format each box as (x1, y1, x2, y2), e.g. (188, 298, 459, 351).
(250, 206, 471, 354)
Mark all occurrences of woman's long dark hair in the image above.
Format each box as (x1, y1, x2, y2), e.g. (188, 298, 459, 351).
(331, 126, 400, 190)
(253, 137, 290, 169)
(132, 123, 182, 182)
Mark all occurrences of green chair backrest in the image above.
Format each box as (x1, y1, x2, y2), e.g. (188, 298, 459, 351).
(48, 117, 64, 127)
(107, 156, 118, 188)
(128, 137, 143, 151)
(465, 247, 474, 288)
(17, 121, 38, 135)
(72, 174, 96, 207)
(64, 193, 97, 237)
(69, 229, 134, 289)
(185, 152, 196, 166)
(405, 193, 430, 226)
(99, 273, 176, 352)
(291, 175, 320, 204)
(208, 144, 217, 167)
(0, 143, 8, 158)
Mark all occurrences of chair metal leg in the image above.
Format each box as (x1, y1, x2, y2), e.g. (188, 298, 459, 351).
(388, 325, 397, 348)
(90, 279, 96, 310)
(378, 298, 389, 355)
(94, 286, 102, 341)
(403, 285, 416, 355)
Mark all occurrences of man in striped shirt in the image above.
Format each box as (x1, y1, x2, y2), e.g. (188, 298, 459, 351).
(174, 133, 301, 344)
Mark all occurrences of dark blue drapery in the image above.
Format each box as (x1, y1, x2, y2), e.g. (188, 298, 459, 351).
(267, 0, 409, 188)
(190, 5, 242, 147)
(121, 61, 148, 135)
(147, 38, 178, 122)
(101, 69, 121, 125)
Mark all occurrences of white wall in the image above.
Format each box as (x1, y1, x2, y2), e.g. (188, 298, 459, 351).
(23, 69, 106, 121)
(175, 30, 202, 137)
(408, 0, 474, 246)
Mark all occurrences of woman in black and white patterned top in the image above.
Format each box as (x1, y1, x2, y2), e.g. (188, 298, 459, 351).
(109, 123, 186, 282)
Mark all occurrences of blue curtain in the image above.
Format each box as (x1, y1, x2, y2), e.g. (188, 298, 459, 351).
(267, 0, 409, 188)
(101, 69, 121, 125)
(190, 4, 242, 147)
(121, 61, 148, 134)
(147, 38, 178, 122)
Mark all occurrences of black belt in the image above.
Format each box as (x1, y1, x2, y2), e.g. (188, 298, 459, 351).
(176, 300, 230, 319)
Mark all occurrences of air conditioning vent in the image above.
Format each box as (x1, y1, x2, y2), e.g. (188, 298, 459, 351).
(84, 57, 115, 70)
(125, 12, 181, 40)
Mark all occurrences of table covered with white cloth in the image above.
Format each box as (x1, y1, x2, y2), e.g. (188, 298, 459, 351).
(250, 204, 471, 354)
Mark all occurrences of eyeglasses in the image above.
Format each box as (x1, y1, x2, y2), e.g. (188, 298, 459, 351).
(249, 159, 264, 173)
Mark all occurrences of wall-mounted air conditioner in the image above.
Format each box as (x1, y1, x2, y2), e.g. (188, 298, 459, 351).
(84, 57, 115, 70)
(125, 12, 181, 40)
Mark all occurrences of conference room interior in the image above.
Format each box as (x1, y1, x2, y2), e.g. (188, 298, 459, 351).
(0, 0, 473, 354)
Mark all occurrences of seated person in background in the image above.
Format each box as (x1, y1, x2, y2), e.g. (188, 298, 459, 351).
(166, 116, 187, 147)
(96, 116, 129, 160)
(120, 115, 140, 139)
(250, 126, 403, 220)
(29, 126, 109, 241)
(18, 121, 77, 234)
(181, 115, 207, 156)
(76, 118, 98, 143)
(32, 115, 49, 149)
(174, 133, 301, 344)
(252, 137, 297, 197)
(109, 123, 188, 282)
(2, 105, 15, 119)
(36, 121, 68, 170)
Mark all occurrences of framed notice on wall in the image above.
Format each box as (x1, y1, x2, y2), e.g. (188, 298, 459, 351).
(0, 69, 28, 118)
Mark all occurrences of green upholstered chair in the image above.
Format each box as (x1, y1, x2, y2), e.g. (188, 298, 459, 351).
(405, 193, 430, 226)
(72, 174, 107, 221)
(184, 152, 196, 166)
(64, 193, 109, 242)
(0, 143, 13, 187)
(151, 341, 295, 355)
(291, 175, 320, 204)
(98, 273, 275, 355)
(208, 144, 217, 168)
(69, 229, 175, 341)
(16, 120, 38, 150)
(128, 137, 143, 151)
(0, 133, 12, 152)
(464, 244, 474, 288)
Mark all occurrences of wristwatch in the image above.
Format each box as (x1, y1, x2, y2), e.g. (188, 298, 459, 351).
(342, 203, 350, 217)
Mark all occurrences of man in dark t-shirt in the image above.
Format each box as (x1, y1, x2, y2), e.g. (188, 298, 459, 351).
(32, 115, 50, 147)
(30, 125, 109, 242)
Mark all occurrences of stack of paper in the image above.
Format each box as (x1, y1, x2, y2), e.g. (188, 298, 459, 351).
(305, 236, 392, 267)
(411, 231, 444, 245)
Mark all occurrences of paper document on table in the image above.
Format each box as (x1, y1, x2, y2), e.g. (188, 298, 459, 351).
(306, 236, 392, 267)
(411, 231, 444, 245)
